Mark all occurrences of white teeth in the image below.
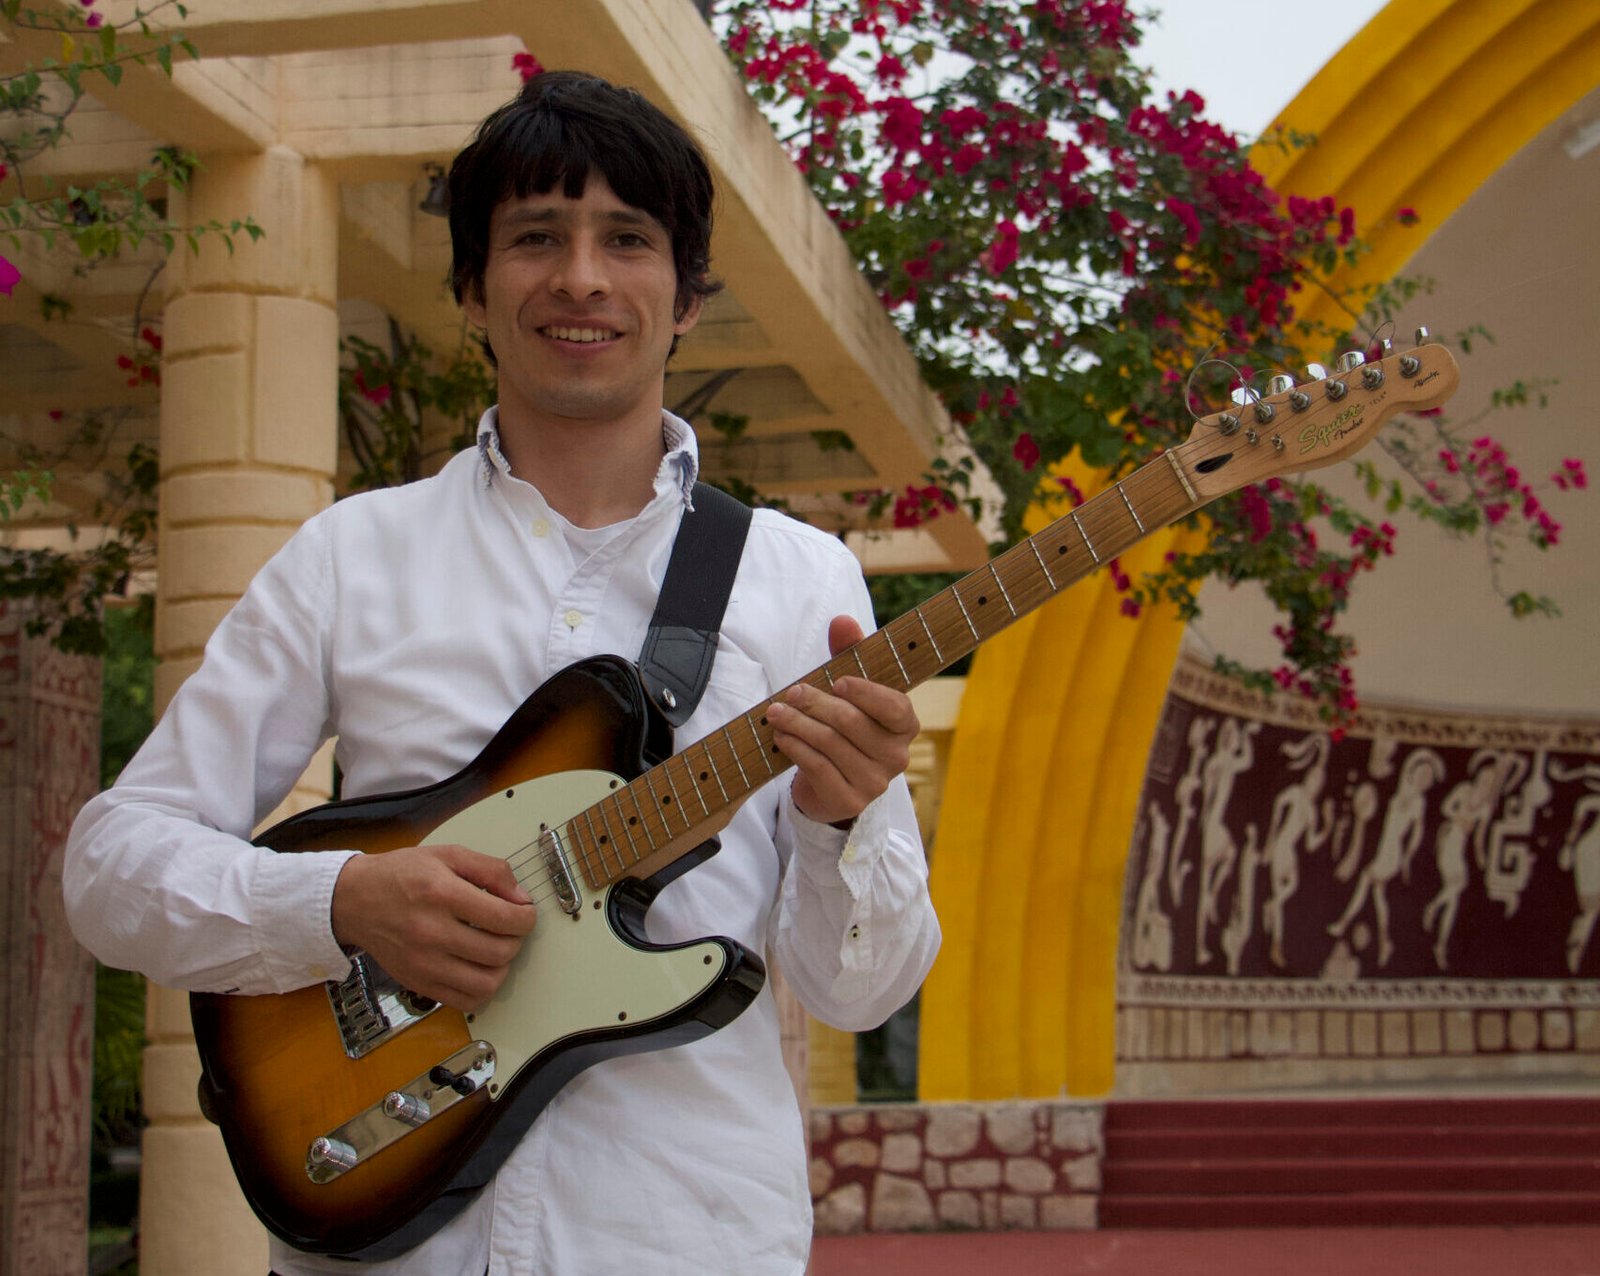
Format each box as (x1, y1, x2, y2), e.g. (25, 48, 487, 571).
(543, 326, 616, 343)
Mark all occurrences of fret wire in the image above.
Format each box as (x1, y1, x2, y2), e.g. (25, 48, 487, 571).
(602, 797, 640, 860)
(581, 808, 618, 879)
(881, 626, 912, 686)
(626, 782, 660, 845)
(951, 587, 980, 640)
(747, 713, 776, 776)
(569, 825, 604, 895)
(722, 725, 751, 788)
(852, 648, 869, 679)
(661, 763, 693, 830)
(558, 824, 596, 889)
(1070, 510, 1100, 563)
(703, 742, 730, 803)
(987, 561, 1018, 617)
(914, 607, 945, 665)
(679, 752, 711, 817)
(1027, 537, 1058, 590)
(820, 665, 835, 689)
(1118, 481, 1146, 533)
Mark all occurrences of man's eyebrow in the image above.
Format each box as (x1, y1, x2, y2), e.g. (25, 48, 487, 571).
(496, 205, 664, 232)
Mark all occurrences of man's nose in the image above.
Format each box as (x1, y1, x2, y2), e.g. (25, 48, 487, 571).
(549, 237, 608, 299)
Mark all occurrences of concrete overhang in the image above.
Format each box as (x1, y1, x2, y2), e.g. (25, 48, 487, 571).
(1, 0, 1001, 571)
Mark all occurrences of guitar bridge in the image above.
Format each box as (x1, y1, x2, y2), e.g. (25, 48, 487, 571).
(327, 951, 441, 1060)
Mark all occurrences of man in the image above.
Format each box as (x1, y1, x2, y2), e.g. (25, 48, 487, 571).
(64, 71, 940, 1275)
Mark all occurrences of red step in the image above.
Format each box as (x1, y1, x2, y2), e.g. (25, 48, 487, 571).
(1100, 1096, 1600, 1229)
(1105, 1155, 1600, 1196)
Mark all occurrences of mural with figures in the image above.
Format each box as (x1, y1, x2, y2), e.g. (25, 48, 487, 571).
(1125, 663, 1600, 984)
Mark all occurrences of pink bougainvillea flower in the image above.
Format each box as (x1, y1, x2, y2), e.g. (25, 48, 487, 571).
(980, 219, 1019, 276)
(353, 370, 393, 406)
(0, 254, 19, 297)
(1012, 431, 1039, 470)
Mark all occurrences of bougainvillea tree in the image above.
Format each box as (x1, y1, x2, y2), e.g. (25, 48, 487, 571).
(710, 0, 1582, 720)
(1, 0, 263, 652)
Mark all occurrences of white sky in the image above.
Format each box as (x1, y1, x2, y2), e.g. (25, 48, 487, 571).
(1135, 0, 1390, 139)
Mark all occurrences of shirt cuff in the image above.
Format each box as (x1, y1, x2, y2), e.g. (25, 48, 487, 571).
(785, 791, 892, 1003)
(251, 847, 361, 991)
(785, 789, 890, 901)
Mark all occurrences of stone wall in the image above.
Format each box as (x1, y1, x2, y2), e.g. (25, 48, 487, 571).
(809, 1102, 1102, 1235)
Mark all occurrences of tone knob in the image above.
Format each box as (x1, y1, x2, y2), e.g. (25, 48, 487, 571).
(308, 1137, 359, 1171)
(383, 1091, 432, 1126)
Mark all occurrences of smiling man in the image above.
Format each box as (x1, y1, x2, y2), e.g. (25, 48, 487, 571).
(64, 71, 940, 1276)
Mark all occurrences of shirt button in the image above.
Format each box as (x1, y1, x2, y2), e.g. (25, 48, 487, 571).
(564, 609, 584, 629)
(531, 518, 550, 538)
(848, 925, 861, 941)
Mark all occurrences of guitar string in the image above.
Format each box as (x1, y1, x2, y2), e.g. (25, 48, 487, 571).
(461, 372, 1376, 909)
(492, 437, 1206, 905)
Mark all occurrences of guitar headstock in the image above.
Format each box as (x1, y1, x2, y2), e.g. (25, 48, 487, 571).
(1177, 334, 1461, 501)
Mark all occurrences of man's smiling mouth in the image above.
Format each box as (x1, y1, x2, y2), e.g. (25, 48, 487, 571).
(540, 326, 618, 343)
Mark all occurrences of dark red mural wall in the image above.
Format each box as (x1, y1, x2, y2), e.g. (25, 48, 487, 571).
(1117, 660, 1600, 1085)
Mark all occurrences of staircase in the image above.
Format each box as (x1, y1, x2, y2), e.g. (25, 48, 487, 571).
(1100, 1096, 1600, 1227)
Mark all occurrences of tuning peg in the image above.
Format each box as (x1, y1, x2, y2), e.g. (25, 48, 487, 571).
(1414, 325, 1431, 346)
(1266, 373, 1296, 396)
(1305, 362, 1328, 381)
(1335, 350, 1366, 373)
(1377, 337, 1394, 356)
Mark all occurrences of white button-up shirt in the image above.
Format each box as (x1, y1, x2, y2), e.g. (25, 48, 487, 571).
(65, 411, 940, 1276)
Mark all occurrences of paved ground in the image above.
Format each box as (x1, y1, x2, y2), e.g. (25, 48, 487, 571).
(810, 1227, 1600, 1275)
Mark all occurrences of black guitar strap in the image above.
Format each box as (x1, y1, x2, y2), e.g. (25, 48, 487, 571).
(637, 481, 753, 728)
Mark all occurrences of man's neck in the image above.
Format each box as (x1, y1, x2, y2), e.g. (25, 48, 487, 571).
(495, 407, 668, 528)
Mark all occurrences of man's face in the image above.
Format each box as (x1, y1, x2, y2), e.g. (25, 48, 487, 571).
(463, 175, 701, 433)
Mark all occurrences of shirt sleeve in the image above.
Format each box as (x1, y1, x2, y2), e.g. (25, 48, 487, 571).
(766, 542, 941, 1032)
(62, 514, 358, 994)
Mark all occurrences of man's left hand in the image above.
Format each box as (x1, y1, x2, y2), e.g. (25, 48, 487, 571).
(768, 615, 920, 827)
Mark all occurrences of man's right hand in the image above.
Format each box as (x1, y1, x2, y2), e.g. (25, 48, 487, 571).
(331, 845, 537, 1011)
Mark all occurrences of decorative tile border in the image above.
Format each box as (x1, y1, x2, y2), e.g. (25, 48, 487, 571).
(809, 1102, 1102, 1235)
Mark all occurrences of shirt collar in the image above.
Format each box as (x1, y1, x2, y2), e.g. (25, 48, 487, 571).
(475, 406, 700, 508)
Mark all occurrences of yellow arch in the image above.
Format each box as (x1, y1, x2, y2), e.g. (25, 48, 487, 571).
(918, 0, 1600, 1102)
(1260, 0, 1600, 338)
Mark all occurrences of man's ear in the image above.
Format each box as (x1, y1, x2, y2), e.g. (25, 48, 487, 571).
(461, 281, 487, 329)
(673, 292, 705, 337)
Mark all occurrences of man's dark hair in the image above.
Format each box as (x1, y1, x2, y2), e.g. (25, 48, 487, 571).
(447, 70, 722, 322)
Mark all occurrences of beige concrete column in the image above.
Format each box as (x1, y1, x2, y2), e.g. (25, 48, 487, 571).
(142, 144, 340, 1276)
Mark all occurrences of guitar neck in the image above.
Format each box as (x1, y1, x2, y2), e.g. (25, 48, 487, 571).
(553, 446, 1201, 892)
(538, 335, 1461, 892)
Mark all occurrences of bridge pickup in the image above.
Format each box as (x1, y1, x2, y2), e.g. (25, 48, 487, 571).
(306, 1040, 498, 1184)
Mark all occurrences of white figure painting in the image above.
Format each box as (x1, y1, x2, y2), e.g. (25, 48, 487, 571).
(1328, 747, 1445, 968)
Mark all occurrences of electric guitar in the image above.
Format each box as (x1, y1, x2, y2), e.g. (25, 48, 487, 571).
(192, 337, 1459, 1259)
